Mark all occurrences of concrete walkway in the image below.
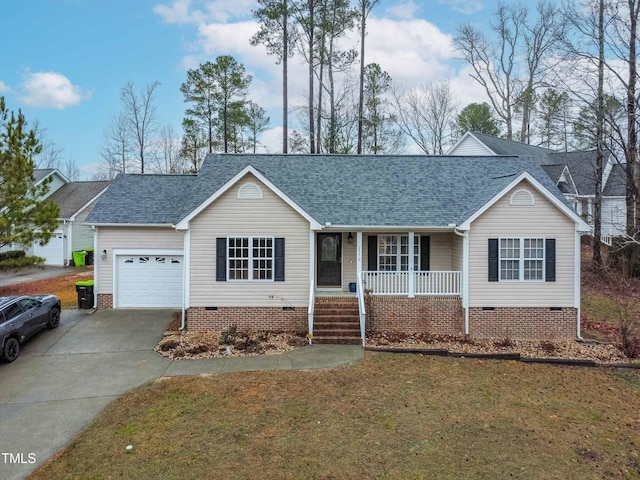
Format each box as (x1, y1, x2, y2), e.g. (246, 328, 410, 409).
(0, 309, 363, 480)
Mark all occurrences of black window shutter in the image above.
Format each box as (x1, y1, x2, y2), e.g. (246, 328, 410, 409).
(420, 236, 430, 271)
(545, 238, 556, 282)
(488, 238, 499, 282)
(367, 235, 378, 270)
(216, 238, 227, 281)
(274, 237, 285, 281)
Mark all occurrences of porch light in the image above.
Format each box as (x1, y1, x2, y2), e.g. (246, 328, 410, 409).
(347, 232, 353, 244)
(101, 249, 107, 261)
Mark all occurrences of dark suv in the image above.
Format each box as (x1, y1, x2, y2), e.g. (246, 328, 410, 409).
(0, 294, 61, 363)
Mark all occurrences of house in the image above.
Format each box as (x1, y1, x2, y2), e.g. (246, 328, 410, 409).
(18, 169, 110, 265)
(448, 131, 627, 238)
(87, 153, 590, 344)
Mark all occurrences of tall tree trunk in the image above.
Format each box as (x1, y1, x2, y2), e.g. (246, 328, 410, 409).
(357, 1, 366, 154)
(308, 0, 315, 153)
(283, 1, 289, 154)
(594, 0, 605, 270)
(629, 0, 639, 237)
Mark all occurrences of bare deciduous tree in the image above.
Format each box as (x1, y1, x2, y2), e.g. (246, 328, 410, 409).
(120, 81, 160, 173)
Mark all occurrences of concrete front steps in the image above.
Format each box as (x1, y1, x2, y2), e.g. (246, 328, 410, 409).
(313, 296, 362, 345)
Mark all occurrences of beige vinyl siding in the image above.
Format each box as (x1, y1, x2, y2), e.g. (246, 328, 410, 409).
(189, 173, 310, 307)
(468, 180, 576, 307)
(429, 233, 453, 270)
(342, 233, 357, 290)
(97, 227, 183, 294)
(451, 234, 463, 271)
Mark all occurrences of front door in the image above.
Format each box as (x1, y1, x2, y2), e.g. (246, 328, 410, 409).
(317, 233, 342, 287)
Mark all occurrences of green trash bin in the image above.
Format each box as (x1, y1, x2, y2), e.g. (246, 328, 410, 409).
(72, 250, 87, 267)
(75, 279, 94, 309)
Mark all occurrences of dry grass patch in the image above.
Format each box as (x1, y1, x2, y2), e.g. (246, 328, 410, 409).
(30, 354, 640, 480)
(0, 268, 91, 309)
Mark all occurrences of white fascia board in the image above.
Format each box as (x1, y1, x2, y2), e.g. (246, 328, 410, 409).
(174, 165, 322, 230)
(325, 225, 456, 231)
(561, 165, 579, 195)
(446, 131, 496, 156)
(36, 169, 70, 187)
(458, 172, 591, 232)
(89, 223, 174, 228)
(69, 186, 110, 222)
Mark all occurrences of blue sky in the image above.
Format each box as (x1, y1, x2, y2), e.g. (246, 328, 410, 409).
(0, 0, 494, 179)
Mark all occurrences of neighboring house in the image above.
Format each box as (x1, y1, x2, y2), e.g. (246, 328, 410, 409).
(15, 169, 110, 266)
(45, 181, 111, 265)
(448, 132, 627, 237)
(87, 154, 590, 343)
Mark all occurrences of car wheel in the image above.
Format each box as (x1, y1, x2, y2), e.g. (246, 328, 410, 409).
(3, 337, 20, 363)
(47, 307, 61, 329)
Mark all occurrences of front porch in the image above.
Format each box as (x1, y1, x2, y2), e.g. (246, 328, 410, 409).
(309, 230, 466, 345)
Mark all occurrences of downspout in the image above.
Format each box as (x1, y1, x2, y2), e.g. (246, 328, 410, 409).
(180, 229, 190, 331)
(92, 226, 98, 309)
(452, 226, 470, 335)
(575, 229, 584, 340)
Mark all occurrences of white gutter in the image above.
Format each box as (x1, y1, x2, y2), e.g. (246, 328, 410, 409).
(308, 231, 316, 342)
(575, 229, 584, 340)
(324, 225, 456, 231)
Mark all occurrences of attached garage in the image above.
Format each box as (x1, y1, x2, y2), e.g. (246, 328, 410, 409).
(33, 231, 64, 266)
(115, 253, 184, 308)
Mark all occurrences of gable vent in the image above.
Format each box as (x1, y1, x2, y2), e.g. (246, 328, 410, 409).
(509, 189, 535, 206)
(237, 182, 263, 200)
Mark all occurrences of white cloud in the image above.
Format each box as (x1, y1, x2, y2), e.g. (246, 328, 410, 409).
(19, 72, 92, 109)
(438, 0, 484, 15)
(154, 0, 255, 24)
(0, 80, 10, 93)
(385, 1, 420, 20)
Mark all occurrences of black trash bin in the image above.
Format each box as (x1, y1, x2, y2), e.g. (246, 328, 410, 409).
(75, 280, 95, 309)
(85, 248, 94, 266)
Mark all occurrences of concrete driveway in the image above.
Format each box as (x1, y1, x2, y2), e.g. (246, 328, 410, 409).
(0, 309, 363, 480)
(0, 309, 173, 480)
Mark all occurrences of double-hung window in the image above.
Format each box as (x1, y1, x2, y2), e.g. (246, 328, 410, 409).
(499, 237, 544, 281)
(378, 235, 420, 271)
(228, 236, 273, 281)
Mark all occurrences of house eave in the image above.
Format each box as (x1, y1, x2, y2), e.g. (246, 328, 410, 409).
(88, 223, 175, 228)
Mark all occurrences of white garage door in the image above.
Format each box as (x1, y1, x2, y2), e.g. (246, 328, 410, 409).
(34, 231, 64, 266)
(116, 255, 183, 308)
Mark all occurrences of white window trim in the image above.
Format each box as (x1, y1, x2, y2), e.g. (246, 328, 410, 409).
(377, 234, 420, 271)
(498, 237, 545, 282)
(227, 235, 275, 282)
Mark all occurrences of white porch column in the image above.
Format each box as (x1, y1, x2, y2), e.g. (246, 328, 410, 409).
(408, 231, 415, 298)
(356, 231, 363, 287)
(308, 230, 316, 336)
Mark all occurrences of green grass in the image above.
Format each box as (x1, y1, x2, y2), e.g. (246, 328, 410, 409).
(30, 354, 640, 480)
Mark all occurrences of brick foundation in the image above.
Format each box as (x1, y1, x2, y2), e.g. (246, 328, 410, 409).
(468, 307, 578, 340)
(366, 296, 464, 335)
(97, 294, 113, 309)
(186, 306, 307, 333)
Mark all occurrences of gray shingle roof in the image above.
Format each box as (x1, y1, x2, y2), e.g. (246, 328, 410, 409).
(87, 154, 570, 228)
(48, 181, 110, 218)
(470, 132, 552, 157)
(603, 163, 626, 196)
(544, 151, 599, 196)
(33, 168, 55, 184)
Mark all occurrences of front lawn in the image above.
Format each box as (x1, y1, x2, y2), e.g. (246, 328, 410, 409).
(30, 354, 640, 479)
(0, 267, 91, 309)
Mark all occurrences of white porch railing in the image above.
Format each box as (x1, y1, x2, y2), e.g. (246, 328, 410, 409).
(362, 271, 461, 296)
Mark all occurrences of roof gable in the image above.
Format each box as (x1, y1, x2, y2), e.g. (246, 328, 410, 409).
(175, 166, 322, 230)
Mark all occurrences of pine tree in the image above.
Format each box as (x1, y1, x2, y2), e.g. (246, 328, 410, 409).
(0, 97, 59, 268)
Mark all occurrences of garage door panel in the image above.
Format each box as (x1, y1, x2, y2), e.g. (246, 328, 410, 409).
(116, 254, 183, 308)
